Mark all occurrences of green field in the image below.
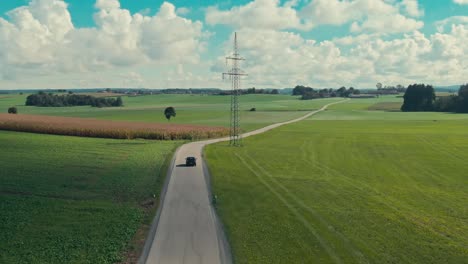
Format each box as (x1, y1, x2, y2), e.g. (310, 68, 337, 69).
(206, 99, 468, 263)
(0, 94, 341, 131)
(0, 94, 341, 262)
(0, 131, 181, 263)
(314, 97, 468, 121)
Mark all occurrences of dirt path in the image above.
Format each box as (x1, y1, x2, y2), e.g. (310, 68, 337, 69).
(139, 99, 348, 264)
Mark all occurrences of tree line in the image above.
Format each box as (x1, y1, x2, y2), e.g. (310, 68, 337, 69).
(402, 84, 468, 113)
(218, 88, 279, 95)
(25, 92, 123, 108)
(293, 85, 360, 100)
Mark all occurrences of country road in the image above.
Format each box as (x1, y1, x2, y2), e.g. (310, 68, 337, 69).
(140, 99, 348, 264)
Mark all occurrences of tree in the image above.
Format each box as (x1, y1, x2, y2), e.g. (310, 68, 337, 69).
(271, 89, 279, 94)
(292, 85, 313, 96)
(376, 83, 383, 89)
(401, 84, 435, 112)
(8, 107, 17, 114)
(336, 86, 347, 97)
(164, 107, 176, 121)
(113, 97, 123, 107)
(457, 84, 468, 113)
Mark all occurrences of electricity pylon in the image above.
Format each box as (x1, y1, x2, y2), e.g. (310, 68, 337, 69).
(223, 32, 247, 146)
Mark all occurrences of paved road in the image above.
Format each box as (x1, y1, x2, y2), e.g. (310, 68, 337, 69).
(141, 100, 347, 264)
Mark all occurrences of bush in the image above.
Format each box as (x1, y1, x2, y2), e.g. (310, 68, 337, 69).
(250, 108, 256, 112)
(8, 107, 17, 114)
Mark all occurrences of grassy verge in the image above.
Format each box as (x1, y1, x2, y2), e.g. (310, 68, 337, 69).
(0, 131, 182, 263)
(205, 120, 468, 263)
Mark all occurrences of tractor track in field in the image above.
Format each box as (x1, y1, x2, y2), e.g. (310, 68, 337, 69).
(243, 153, 368, 263)
(235, 153, 343, 264)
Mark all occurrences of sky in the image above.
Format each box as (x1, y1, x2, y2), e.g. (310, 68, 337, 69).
(0, 0, 467, 90)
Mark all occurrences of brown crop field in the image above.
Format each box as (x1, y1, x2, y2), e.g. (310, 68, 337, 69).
(0, 114, 229, 140)
(368, 102, 402, 111)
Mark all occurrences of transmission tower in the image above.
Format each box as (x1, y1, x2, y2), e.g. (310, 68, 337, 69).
(223, 32, 247, 146)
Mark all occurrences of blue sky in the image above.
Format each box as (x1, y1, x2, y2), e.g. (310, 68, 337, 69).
(0, 0, 467, 89)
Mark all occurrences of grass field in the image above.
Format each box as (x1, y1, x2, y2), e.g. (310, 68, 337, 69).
(0, 94, 340, 262)
(0, 94, 341, 132)
(0, 131, 181, 263)
(205, 100, 468, 263)
(313, 97, 468, 121)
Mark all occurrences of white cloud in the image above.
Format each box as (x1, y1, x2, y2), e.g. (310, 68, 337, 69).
(215, 26, 468, 88)
(300, 0, 424, 34)
(206, 0, 312, 30)
(0, 0, 206, 86)
(207, 0, 424, 35)
(399, 0, 424, 17)
(435, 16, 468, 32)
(176, 7, 190, 16)
(453, 0, 468, 4)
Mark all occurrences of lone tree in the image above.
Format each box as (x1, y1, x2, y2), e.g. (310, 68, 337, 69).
(8, 107, 17, 114)
(401, 84, 435, 112)
(164, 107, 176, 121)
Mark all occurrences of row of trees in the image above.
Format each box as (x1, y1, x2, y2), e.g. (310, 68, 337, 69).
(218, 88, 279, 95)
(25, 92, 123, 108)
(401, 84, 468, 113)
(293, 85, 360, 100)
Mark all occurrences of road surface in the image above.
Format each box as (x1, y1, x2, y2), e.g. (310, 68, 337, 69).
(140, 100, 347, 264)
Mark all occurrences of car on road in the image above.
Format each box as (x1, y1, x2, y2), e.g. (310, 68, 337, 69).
(185, 156, 197, 166)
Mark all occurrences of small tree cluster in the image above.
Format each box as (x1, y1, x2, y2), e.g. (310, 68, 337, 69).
(402, 83, 468, 113)
(8, 107, 17, 114)
(433, 84, 468, 113)
(293, 85, 359, 100)
(25, 92, 123, 108)
(401, 84, 435, 112)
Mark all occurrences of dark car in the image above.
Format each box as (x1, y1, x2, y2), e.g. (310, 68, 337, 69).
(185, 157, 197, 166)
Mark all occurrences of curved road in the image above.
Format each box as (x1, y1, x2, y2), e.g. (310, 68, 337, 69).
(140, 100, 347, 264)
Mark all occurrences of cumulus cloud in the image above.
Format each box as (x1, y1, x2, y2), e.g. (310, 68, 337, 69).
(0, 0, 205, 83)
(207, 0, 424, 34)
(300, 0, 423, 34)
(453, 0, 468, 4)
(206, 0, 312, 30)
(399, 0, 424, 17)
(215, 26, 468, 88)
(435, 16, 468, 32)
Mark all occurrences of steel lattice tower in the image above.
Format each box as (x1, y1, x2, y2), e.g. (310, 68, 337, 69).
(223, 32, 247, 146)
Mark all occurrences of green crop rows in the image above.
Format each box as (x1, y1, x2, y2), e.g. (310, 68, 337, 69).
(0, 131, 181, 263)
(206, 98, 468, 263)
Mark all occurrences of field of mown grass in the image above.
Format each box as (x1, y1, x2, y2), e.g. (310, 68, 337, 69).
(0, 131, 182, 263)
(313, 96, 468, 121)
(0, 94, 342, 132)
(205, 107, 468, 263)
